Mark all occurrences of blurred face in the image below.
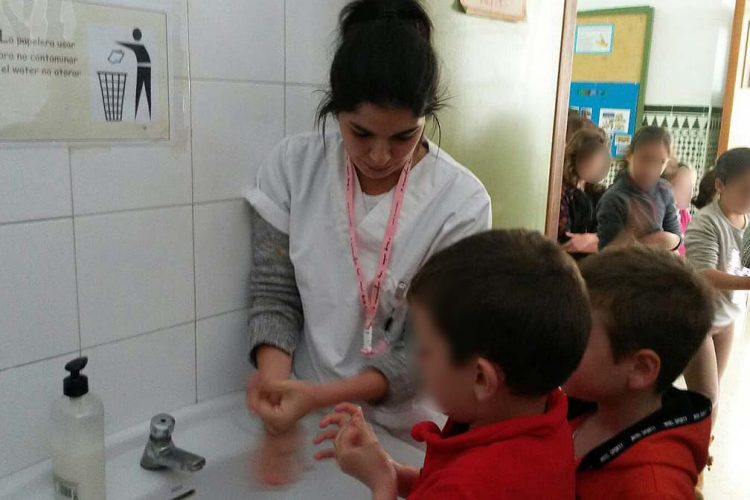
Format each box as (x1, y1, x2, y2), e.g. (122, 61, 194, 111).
(670, 168, 696, 210)
(577, 149, 610, 185)
(412, 302, 479, 422)
(563, 312, 631, 402)
(716, 169, 750, 214)
(338, 103, 426, 180)
(627, 141, 670, 191)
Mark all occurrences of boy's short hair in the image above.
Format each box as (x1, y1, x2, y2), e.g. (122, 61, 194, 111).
(579, 247, 714, 393)
(408, 230, 591, 396)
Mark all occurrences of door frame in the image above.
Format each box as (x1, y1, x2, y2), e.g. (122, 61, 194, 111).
(545, 0, 578, 239)
(719, 0, 748, 153)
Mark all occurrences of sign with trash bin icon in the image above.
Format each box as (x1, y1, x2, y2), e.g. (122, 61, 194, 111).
(0, 0, 169, 141)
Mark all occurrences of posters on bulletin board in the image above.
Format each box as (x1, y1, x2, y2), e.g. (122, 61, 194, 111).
(575, 24, 614, 54)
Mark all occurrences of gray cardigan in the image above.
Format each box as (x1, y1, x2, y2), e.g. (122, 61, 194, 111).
(247, 207, 414, 405)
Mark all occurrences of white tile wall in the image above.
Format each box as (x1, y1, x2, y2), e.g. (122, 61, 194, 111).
(285, 85, 323, 135)
(194, 200, 253, 318)
(191, 80, 284, 202)
(188, 0, 285, 82)
(196, 308, 252, 401)
(85, 324, 196, 434)
(285, 0, 347, 85)
(0, 0, 345, 480)
(0, 148, 72, 224)
(75, 206, 195, 347)
(0, 221, 79, 371)
(0, 354, 70, 478)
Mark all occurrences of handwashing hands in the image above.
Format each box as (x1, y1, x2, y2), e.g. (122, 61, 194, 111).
(313, 403, 398, 500)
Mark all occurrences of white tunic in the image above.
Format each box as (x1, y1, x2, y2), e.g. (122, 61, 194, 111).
(246, 130, 491, 429)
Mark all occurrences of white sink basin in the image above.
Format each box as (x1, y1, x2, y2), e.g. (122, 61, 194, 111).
(0, 393, 425, 499)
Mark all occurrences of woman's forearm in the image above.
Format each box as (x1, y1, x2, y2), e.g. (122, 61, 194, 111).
(702, 269, 750, 290)
(256, 345, 293, 380)
(311, 370, 389, 409)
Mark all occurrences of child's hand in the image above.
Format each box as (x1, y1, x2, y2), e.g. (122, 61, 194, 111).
(314, 403, 397, 496)
(252, 379, 318, 435)
(563, 232, 598, 254)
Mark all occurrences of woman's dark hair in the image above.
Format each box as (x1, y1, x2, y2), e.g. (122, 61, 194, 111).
(693, 148, 750, 209)
(619, 126, 672, 171)
(317, 0, 444, 132)
(563, 127, 610, 188)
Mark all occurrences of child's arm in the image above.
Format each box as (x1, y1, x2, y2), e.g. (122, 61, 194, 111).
(685, 216, 750, 290)
(638, 231, 681, 251)
(315, 404, 399, 499)
(596, 194, 628, 250)
(394, 462, 420, 498)
(699, 269, 750, 290)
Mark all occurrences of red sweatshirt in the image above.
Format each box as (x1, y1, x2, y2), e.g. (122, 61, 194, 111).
(569, 388, 712, 500)
(407, 389, 575, 500)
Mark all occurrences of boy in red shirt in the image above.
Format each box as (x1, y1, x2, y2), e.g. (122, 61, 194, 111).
(564, 247, 714, 500)
(313, 230, 591, 499)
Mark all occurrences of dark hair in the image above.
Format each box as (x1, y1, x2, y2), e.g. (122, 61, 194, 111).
(692, 148, 750, 209)
(317, 0, 444, 131)
(563, 127, 610, 188)
(566, 113, 595, 142)
(619, 126, 672, 171)
(408, 230, 591, 397)
(580, 247, 714, 393)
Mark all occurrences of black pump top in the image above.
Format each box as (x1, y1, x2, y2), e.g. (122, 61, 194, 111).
(63, 357, 89, 398)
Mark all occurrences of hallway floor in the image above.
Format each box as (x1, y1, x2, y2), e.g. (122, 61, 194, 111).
(701, 312, 750, 499)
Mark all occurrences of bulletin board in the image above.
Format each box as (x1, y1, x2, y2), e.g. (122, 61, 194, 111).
(570, 7, 654, 156)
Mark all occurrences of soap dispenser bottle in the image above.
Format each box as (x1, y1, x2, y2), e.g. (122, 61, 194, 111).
(50, 357, 106, 500)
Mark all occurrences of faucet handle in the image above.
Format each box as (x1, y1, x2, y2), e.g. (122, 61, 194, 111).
(149, 413, 175, 440)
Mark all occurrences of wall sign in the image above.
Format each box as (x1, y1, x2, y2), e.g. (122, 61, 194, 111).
(575, 24, 614, 54)
(0, 0, 169, 141)
(459, 0, 526, 22)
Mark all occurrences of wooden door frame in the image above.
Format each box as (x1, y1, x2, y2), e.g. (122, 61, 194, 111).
(719, 0, 747, 153)
(545, 0, 578, 239)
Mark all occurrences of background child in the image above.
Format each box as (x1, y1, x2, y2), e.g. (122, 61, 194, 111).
(558, 127, 611, 259)
(684, 148, 750, 410)
(596, 126, 682, 250)
(662, 159, 696, 256)
(307, 230, 591, 500)
(564, 246, 714, 500)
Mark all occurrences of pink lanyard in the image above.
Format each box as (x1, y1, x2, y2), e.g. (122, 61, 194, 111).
(345, 156, 412, 355)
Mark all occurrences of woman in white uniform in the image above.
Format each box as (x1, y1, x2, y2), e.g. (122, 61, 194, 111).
(245, 0, 491, 484)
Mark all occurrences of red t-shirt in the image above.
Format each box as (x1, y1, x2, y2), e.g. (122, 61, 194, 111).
(408, 389, 575, 500)
(569, 388, 712, 500)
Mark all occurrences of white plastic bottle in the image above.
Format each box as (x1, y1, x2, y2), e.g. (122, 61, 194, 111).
(50, 357, 106, 500)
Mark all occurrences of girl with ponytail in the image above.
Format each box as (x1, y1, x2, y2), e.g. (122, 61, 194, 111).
(244, 0, 491, 486)
(684, 148, 750, 414)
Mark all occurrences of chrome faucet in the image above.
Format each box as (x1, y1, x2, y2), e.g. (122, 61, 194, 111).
(140, 414, 206, 472)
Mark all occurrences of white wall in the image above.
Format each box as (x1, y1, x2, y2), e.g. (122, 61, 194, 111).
(0, 0, 342, 479)
(577, 0, 735, 106)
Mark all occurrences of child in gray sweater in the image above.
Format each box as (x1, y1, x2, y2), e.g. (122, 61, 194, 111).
(684, 148, 750, 410)
(596, 127, 681, 251)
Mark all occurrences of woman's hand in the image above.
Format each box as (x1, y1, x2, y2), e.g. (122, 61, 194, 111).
(253, 424, 304, 486)
(563, 232, 599, 254)
(253, 379, 319, 435)
(314, 403, 397, 498)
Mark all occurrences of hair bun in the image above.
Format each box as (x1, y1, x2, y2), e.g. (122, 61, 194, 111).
(339, 0, 432, 41)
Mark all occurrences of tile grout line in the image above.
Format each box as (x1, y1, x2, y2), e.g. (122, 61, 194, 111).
(67, 146, 83, 357)
(283, 0, 288, 136)
(186, 0, 199, 405)
(0, 198, 246, 229)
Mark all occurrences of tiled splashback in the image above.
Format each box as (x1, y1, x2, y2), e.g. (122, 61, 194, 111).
(0, 0, 348, 479)
(603, 105, 723, 191)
